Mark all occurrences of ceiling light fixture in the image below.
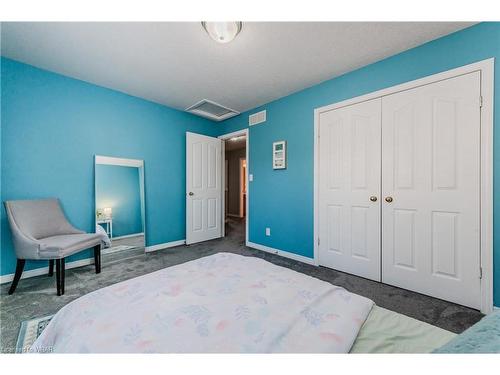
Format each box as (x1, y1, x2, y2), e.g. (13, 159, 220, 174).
(201, 22, 242, 44)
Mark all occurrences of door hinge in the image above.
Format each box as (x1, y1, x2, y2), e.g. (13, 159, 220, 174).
(317, 238, 320, 246)
(479, 96, 483, 108)
(479, 267, 483, 279)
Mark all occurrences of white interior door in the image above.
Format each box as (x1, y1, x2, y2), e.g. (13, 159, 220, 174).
(318, 98, 382, 281)
(186, 132, 222, 244)
(381, 72, 481, 309)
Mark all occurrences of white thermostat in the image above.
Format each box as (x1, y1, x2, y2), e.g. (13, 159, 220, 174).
(273, 141, 286, 170)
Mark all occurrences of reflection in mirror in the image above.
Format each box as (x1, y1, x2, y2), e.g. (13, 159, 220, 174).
(95, 156, 145, 256)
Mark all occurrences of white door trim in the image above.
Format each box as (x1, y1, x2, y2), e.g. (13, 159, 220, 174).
(314, 58, 495, 314)
(219, 129, 249, 245)
(239, 157, 246, 218)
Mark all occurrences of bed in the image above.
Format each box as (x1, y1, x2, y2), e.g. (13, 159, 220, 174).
(433, 310, 500, 353)
(351, 306, 455, 353)
(31, 252, 455, 353)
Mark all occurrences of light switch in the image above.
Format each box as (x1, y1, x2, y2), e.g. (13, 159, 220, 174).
(265, 227, 271, 236)
(249, 174, 254, 182)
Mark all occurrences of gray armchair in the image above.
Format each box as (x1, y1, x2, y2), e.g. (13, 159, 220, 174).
(4, 198, 103, 296)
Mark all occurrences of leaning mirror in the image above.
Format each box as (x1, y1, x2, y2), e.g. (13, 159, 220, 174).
(95, 156, 145, 255)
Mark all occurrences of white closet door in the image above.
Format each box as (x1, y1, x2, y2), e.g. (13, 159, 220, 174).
(186, 132, 222, 244)
(381, 72, 481, 309)
(318, 98, 382, 281)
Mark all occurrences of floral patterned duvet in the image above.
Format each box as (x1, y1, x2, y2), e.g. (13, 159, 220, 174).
(32, 253, 374, 353)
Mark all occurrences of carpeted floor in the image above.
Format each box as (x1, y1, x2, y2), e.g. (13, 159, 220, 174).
(0, 218, 484, 353)
(102, 234, 145, 255)
(107, 234, 145, 250)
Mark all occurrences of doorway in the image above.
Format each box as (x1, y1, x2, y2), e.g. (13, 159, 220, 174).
(220, 129, 249, 242)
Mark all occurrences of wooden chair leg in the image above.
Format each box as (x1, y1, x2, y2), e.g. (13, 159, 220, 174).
(48, 260, 54, 277)
(94, 244, 101, 274)
(56, 259, 62, 296)
(8, 259, 26, 295)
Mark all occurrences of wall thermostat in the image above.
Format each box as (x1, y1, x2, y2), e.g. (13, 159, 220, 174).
(273, 141, 286, 170)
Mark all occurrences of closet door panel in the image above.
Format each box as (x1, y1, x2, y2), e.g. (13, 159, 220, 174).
(318, 98, 382, 281)
(381, 71, 481, 309)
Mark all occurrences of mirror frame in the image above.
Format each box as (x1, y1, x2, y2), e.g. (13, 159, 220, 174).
(94, 155, 146, 249)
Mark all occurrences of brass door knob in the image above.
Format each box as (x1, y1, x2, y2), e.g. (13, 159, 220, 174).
(188, 192, 194, 196)
(369, 196, 378, 202)
(385, 196, 393, 203)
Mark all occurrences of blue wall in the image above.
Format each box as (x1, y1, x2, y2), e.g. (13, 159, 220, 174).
(0, 57, 218, 276)
(2, 23, 499, 306)
(220, 23, 500, 306)
(95, 164, 143, 237)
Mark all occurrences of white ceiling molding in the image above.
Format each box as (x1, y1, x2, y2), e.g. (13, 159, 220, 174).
(1, 22, 475, 115)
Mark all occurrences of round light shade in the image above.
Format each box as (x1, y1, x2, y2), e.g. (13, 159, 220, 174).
(201, 22, 242, 44)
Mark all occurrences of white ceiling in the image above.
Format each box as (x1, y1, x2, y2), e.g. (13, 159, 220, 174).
(1, 22, 475, 114)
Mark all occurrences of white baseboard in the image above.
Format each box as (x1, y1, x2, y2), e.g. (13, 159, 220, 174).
(246, 241, 317, 266)
(145, 239, 186, 253)
(112, 232, 144, 240)
(0, 258, 94, 285)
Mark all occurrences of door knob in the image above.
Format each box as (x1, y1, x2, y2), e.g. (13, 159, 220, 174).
(188, 192, 194, 196)
(369, 196, 378, 202)
(385, 196, 393, 203)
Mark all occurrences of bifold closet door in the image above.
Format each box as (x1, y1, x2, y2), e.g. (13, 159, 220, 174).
(318, 98, 382, 281)
(381, 71, 481, 309)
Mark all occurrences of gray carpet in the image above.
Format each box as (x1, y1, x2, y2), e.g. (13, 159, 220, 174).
(0, 218, 483, 353)
(107, 234, 145, 250)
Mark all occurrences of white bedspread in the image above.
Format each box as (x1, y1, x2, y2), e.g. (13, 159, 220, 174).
(32, 253, 374, 353)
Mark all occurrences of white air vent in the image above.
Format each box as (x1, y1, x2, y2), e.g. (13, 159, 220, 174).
(186, 99, 239, 122)
(249, 110, 266, 126)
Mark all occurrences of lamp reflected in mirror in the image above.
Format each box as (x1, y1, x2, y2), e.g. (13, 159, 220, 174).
(103, 207, 112, 219)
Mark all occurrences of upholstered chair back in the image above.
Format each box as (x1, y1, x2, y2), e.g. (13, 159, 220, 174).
(4, 198, 81, 241)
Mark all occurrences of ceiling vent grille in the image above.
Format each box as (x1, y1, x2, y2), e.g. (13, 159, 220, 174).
(249, 110, 266, 126)
(186, 99, 239, 122)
